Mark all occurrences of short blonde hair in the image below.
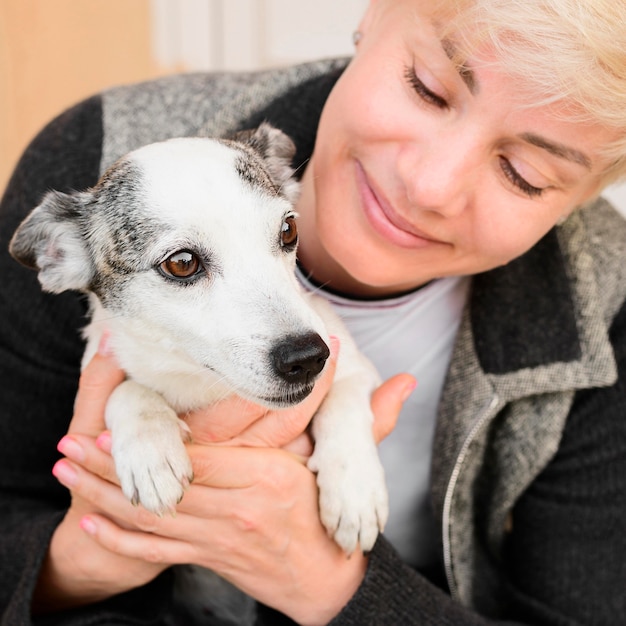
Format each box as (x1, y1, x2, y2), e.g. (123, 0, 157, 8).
(436, 0, 626, 185)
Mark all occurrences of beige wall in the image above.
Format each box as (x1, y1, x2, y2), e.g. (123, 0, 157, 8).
(0, 0, 170, 195)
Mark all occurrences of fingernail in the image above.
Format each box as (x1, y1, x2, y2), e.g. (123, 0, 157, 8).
(95, 431, 112, 452)
(97, 330, 112, 357)
(329, 335, 341, 356)
(57, 436, 85, 462)
(52, 460, 78, 487)
(401, 378, 417, 403)
(80, 516, 97, 535)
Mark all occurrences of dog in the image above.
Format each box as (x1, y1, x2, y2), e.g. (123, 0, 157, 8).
(10, 123, 387, 622)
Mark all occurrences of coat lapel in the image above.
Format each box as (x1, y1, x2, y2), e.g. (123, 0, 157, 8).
(431, 207, 619, 610)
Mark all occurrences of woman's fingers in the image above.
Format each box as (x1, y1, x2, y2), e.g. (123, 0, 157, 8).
(281, 431, 314, 457)
(57, 432, 119, 485)
(78, 513, 193, 565)
(70, 334, 125, 437)
(371, 373, 417, 443)
(53, 458, 130, 517)
(186, 444, 294, 490)
(184, 395, 271, 445)
(53, 456, 193, 540)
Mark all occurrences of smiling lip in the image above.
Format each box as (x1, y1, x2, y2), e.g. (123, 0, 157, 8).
(355, 161, 445, 249)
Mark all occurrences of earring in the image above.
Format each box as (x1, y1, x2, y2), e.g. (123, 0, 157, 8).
(353, 30, 363, 46)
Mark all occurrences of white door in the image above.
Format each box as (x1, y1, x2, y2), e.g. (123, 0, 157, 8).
(151, 0, 368, 71)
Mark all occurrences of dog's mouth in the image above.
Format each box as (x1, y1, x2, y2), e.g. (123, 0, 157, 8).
(201, 363, 317, 408)
(258, 383, 316, 408)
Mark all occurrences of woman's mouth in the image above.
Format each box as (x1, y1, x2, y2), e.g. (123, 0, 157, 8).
(355, 161, 445, 249)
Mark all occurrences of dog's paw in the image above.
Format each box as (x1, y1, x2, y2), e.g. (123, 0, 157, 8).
(308, 442, 388, 554)
(113, 414, 194, 515)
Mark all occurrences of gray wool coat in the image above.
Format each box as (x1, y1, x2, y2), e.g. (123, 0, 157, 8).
(1, 58, 625, 625)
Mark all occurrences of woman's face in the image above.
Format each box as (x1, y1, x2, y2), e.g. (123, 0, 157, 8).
(296, 0, 612, 297)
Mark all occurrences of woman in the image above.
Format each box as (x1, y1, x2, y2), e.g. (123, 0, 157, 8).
(1, 0, 625, 623)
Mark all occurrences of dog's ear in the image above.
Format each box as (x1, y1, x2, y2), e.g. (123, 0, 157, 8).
(234, 122, 300, 203)
(9, 190, 94, 293)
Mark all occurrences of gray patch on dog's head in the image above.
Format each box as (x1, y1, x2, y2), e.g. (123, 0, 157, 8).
(10, 155, 170, 306)
(226, 123, 300, 204)
(89, 159, 165, 270)
(85, 158, 170, 305)
(233, 150, 279, 196)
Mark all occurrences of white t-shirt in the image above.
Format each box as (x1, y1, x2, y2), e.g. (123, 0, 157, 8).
(296, 268, 470, 568)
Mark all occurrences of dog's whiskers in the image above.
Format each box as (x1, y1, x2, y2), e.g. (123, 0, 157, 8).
(291, 158, 310, 180)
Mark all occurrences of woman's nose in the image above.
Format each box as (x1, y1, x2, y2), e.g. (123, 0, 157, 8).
(397, 135, 479, 217)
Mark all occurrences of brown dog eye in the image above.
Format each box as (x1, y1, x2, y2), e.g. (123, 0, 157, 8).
(160, 251, 201, 279)
(281, 216, 298, 248)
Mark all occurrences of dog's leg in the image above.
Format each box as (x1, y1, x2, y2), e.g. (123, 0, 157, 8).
(105, 380, 194, 514)
(306, 297, 388, 554)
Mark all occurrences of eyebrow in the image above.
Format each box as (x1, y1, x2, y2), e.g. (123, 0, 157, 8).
(441, 37, 477, 94)
(519, 133, 592, 169)
(440, 37, 592, 170)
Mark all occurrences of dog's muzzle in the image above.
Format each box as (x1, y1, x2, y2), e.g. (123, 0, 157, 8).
(270, 332, 330, 387)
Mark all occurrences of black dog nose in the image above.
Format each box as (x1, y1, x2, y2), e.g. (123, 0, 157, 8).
(271, 333, 330, 385)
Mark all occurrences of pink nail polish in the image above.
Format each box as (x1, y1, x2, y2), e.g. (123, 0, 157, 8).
(52, 460, 78, 487)
(401, 379, 417, 403)
(96, 431, 112, 452)
(57, 436, 85, 462)
(97, 330, 112, 356)
(80, 516, 97, 535)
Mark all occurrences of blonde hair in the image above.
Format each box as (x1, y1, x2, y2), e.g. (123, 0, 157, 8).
(435, 0, 626, 185)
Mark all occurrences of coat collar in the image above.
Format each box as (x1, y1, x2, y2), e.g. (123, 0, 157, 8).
(471, 210, 618, 401)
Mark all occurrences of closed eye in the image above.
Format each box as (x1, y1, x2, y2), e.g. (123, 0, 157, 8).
(499, 157, 546, 198)
(404, 66, 448, 109)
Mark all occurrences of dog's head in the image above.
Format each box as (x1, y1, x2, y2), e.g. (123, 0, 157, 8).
(10, 123, 330, 407)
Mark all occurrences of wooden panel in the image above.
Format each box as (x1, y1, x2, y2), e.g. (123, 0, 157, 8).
(0, 0, 164, 193)
(1, 0, 372, 195)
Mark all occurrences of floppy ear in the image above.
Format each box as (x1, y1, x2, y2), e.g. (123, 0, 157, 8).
(9, 190, 94, 293)
(234, 122, 300, 203)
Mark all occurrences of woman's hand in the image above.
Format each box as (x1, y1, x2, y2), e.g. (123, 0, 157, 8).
(47, 335, 416, 624)
(32, 344, 169, 613)
(182, 335, 414, 456)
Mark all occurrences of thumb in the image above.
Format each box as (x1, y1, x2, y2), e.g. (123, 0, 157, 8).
(371, 373, 417, 443)
(69, 332, 125, 437)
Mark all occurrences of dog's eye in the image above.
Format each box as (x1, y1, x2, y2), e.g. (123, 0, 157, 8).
(159, 250, 202, 279)
(280, 216, 298, 249)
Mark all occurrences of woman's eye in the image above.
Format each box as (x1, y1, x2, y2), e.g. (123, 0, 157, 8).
(280, 216, 298, 249)
(159, 250, 203, 280)
(404, 66, 448, 109)
(499, 157, 546, 198)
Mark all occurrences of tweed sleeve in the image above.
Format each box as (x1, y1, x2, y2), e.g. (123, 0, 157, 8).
(0, 96, 173, 625)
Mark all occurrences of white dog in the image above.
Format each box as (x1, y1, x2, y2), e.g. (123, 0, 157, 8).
(10, 123, 387, 622)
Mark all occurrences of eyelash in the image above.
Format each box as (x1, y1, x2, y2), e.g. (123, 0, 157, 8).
(499, 157, 545, 198)
(403, 65, 546, 199)
(404, 66, 448, 109)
